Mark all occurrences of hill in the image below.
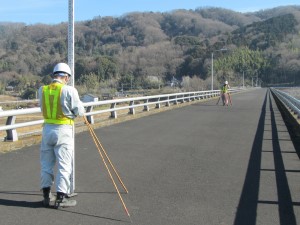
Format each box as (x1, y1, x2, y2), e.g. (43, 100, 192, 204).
(0, 5, 300, 97)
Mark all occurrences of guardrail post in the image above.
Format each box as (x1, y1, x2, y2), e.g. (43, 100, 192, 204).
(85, 106, 94, 124)
(5, 115, 18, 141)
(110, 103, 117, 118)
(143, 99, 149, 111)
(181, 94, 185, 103)
(165, 96, 170, 107)
(129, 101, 135, 114)
(187, 94, 191, 102)
(155, 98, 161, 109)
(191, 93, 195, 101)
(174, 95, 178, 105)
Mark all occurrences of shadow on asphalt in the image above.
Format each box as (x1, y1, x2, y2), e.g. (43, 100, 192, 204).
(0, 191, 42, 208)
(0, 198, 41, 208)
(233, 89, 298, 225)
(0, 190, 129, 223)
(52, 209, 129, 223)
(0, 191, 40, 196)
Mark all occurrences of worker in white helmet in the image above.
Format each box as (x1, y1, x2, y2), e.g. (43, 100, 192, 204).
(38, 63, 85, 208)
(220, 80, 231, 106)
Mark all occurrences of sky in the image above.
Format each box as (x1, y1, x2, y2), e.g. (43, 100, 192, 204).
(0, 0, 299, 25)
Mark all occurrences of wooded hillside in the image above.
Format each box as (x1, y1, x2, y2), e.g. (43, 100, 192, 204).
(0, 5, 300, 98)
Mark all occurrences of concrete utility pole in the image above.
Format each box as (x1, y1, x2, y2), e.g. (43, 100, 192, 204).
(68, 0, 74, 86)
(211, 52, 214, 90)
(243, 71, 245, 88)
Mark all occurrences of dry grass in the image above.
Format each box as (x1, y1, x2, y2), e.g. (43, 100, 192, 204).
(0, 95, 20, 101)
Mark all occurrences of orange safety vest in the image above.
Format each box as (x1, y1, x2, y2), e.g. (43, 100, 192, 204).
(42, 82, 74, 125)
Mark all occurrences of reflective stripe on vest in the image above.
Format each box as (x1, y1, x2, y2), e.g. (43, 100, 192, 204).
(42, 83, 74, 125)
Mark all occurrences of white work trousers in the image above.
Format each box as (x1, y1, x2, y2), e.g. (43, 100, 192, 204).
(40, 124, 74, 194)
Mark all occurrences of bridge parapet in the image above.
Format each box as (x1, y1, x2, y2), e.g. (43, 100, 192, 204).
(270, 87, 300, 120)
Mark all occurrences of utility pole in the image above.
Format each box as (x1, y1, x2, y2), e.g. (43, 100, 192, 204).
(211, 52, 214, 90)
(68, 0, 76, 195)
(68, 0, 74, 86)
(243, 71, 245, 88)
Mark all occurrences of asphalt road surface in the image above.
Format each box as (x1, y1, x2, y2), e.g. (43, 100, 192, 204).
(0, 88, 299, 225)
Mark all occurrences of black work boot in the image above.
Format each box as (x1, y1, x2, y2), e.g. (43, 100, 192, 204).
(54, 192, 77, 209)
(42, 187, 56, 207)
(42, 187, 51, 207)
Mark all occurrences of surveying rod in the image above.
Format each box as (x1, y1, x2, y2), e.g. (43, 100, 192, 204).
(68, 0, 76, 196)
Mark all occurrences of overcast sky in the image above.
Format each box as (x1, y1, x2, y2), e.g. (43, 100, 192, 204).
(0, 0, 299, 25)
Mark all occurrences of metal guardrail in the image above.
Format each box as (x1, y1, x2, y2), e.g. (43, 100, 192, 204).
(0, 89, 241, 142)
(270, 87, 300, 119)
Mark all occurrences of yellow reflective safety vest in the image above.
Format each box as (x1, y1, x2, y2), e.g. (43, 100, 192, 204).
(221, 85, 228, 94)
(42, 82, 74, 125)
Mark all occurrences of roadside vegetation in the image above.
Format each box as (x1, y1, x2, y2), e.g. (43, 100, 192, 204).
(0, 6, 300, 100)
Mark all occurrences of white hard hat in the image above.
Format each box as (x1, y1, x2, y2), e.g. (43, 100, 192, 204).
(225, 81, 228, 84)
(53, 63, 71, 77)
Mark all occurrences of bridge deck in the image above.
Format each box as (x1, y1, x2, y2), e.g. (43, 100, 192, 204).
(0, 88, 299, 225)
